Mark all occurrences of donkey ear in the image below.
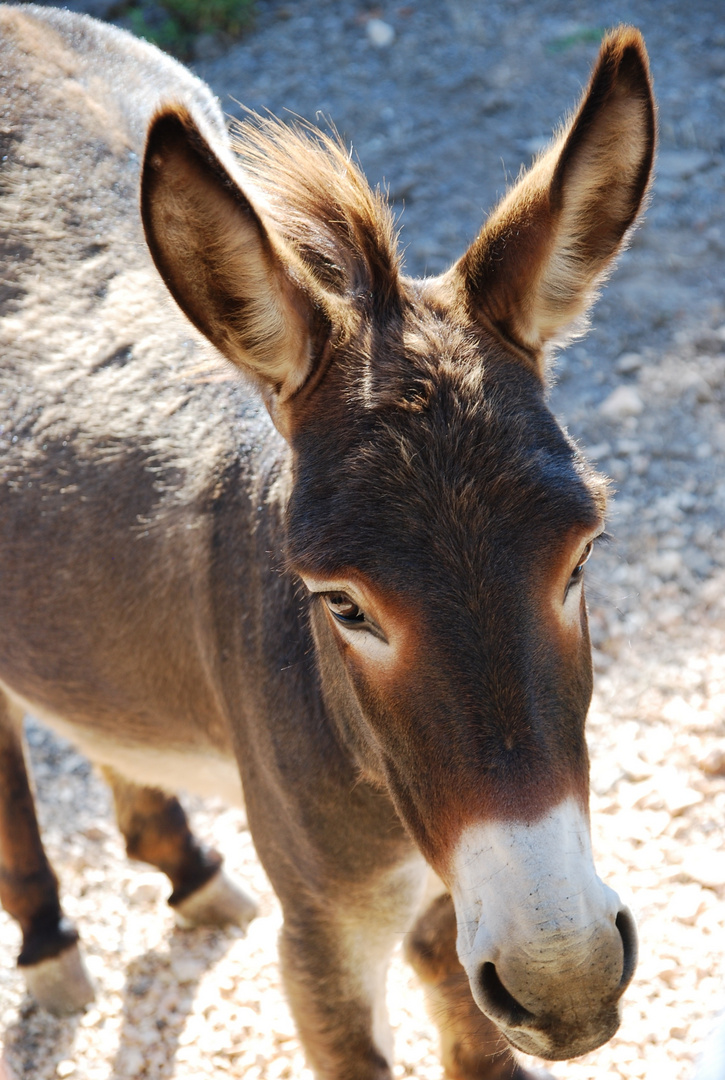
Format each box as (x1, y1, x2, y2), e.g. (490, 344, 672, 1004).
(141, 105, 329, 405)
(451, 26, 655, 366)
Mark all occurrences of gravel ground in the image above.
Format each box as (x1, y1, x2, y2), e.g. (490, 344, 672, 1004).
(2, 1, 725, 1078)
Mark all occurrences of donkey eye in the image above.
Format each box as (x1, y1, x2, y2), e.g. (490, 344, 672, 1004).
(570, 541, 594, 583)
(324, 592, 367, 627)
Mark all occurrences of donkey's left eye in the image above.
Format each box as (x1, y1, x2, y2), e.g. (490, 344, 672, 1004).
(324, 592, 367, 627)
(570, 541, 594, 584)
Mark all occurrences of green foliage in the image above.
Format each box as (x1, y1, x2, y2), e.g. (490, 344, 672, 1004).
(547, 27, 605, 54)
(124, 0, 255, 58)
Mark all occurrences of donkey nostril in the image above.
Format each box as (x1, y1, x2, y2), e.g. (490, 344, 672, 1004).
(479, 962, 535, 1028)
(615, 907, 638, 990)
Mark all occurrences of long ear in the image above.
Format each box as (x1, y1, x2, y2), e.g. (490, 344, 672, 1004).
(450, 26, 655, 366)
(141, 105, 331, 404)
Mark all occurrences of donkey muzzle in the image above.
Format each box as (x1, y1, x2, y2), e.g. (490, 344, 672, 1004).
(449, 796, 637, 1060)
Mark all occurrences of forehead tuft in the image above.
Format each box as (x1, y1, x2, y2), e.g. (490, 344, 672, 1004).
(288, 299, 606, 585)
(230, 114, 401, 309)
(360, 298, 608, 525)
(354, 300, 493, 414)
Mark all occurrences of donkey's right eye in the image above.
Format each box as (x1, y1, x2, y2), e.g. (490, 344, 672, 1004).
(324, 593, 367, 627)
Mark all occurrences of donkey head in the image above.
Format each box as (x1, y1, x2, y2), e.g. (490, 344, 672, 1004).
(141, 28, 654, 1061)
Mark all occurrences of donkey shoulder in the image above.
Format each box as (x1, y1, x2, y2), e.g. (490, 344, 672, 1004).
(0, 4, 266, 490)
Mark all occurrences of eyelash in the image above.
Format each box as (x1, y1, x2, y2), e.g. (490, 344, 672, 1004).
(571, 542, 593, 581)
(567, 533, 606, 594)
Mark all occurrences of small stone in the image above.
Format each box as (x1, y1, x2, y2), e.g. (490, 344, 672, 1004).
(608, 458, 627, 482)
(692, 375, 715, 402)
(232, 1006, 259, 1031)
(116, 1047, 145, 1077)
(622, 755, 654, 782)
(592, 648, 612, 672)
(81, 825, 109, 842)
(584, 441, 611, 461)
(523, 135, 550, 155)
(657, 149, 711, 179)
(84, 953, 107, 979)
(80, 1008, 103, 1028)
(366, 18, 395, 47)
(56, 1063, 76, 1079)
(590, 763, 624, 796)
(663, 784, 704, 816)
(480, 91, 513, 115)
(615, 351, 644, 374)
(128, 874, 161, 905)
(679, 849, 725, 889)
(699, 748, 725, 776)
(665, 781, 704, 812)
(669, 883, 706, 925)
(171, 956, 204, 985)
(645, 762, 703, 815)
(598, 385, 644, 421)
(656, 605, 683, 632)
(695, 330, 725, 355)
(699, 574, 725, 606)
(388, 175, 417, 202)
(650, 550, 683, 579)
(609, 497, 635, 519)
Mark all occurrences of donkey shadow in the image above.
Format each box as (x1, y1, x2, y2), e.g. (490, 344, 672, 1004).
(111, 924, 235, 1079)
(0, 924, 235, 1079)
(1, 1000, 80, 1079)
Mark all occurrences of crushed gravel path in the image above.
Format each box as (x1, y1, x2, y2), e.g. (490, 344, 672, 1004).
(1, 1, 725, 1078)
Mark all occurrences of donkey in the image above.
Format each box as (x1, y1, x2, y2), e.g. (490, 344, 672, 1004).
(0, 6, 655, 1077)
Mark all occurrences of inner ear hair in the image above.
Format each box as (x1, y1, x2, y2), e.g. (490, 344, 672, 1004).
(141, 104, 330, 401)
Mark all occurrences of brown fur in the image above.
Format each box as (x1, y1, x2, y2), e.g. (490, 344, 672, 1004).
(101, 768, 223, 904)
(406, 894, 534, 1080)
(0, 697, 73, 960)
(0, 8, 655, 1076)
(228, 113, 402, 308)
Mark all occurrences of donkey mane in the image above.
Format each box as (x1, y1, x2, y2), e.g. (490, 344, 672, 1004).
(230, 115, 401, 307)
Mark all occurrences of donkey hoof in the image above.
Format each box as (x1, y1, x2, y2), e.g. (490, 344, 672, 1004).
(172, 868, 258, 931)
(21, 941, 95, 1016)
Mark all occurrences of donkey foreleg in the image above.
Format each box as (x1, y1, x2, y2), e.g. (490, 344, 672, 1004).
(405, 892, 553, 1080)
(102, 767, 258, 930)
(278, 857, 428, 1080)
(0, 694, 94, 1015)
